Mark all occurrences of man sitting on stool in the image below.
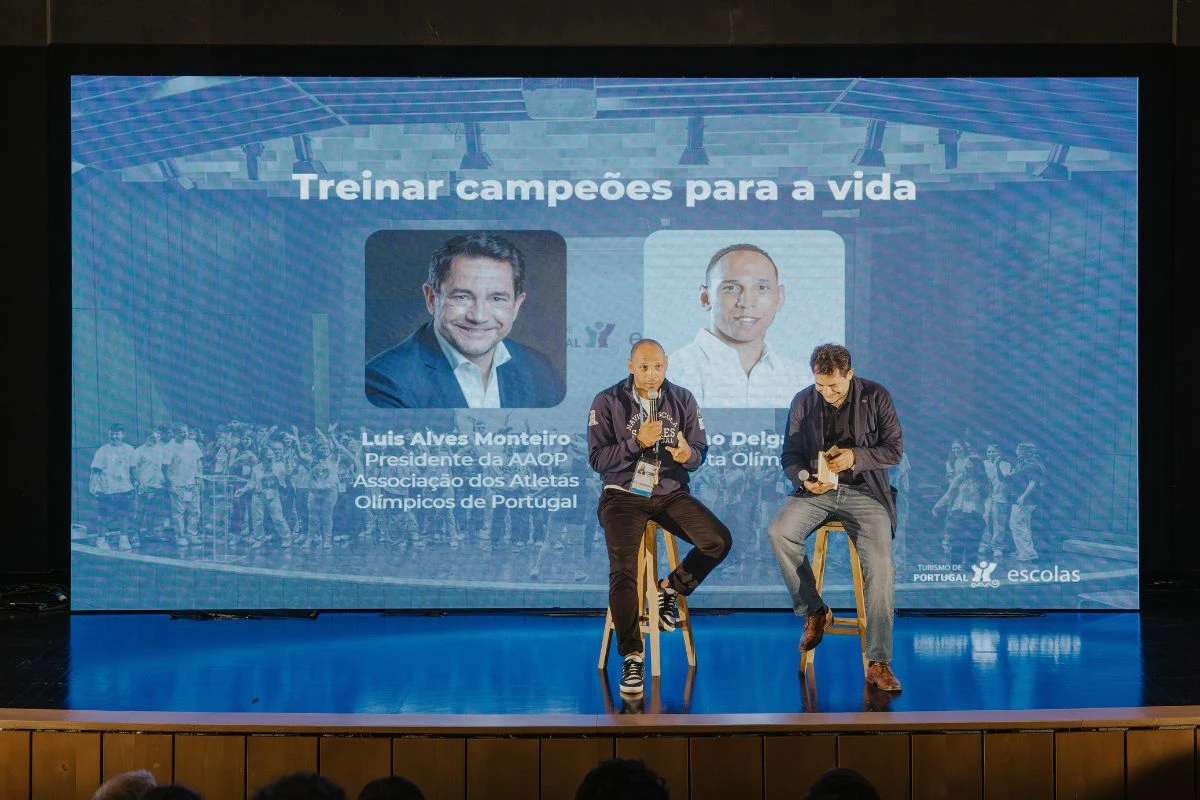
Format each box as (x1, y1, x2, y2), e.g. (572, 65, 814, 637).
(588, 339, 732, 695)
(768, 343, 904, 692)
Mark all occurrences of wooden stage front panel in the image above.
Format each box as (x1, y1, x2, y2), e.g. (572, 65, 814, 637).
(1, 707, 1197, 799)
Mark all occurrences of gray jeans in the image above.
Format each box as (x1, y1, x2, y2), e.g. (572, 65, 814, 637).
(768, 483, 895, 663)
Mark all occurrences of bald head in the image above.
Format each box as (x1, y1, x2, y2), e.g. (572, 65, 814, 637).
(627, 339, 667, 397)
(629, 338, 665, 360)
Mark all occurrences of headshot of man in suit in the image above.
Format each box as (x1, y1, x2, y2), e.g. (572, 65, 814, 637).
(365, 231, 565, 409)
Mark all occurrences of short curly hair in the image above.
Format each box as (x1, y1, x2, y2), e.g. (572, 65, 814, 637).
(809, 343, 852, 376)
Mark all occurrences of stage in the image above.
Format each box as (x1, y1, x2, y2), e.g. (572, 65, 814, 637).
(1, 602, 1199, 799)
(0, 609, 1163, 715)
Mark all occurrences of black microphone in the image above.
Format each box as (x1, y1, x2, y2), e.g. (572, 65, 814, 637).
(647, 390, 660, 455)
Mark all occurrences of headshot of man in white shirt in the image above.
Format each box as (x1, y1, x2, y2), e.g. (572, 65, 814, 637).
(668, 243, 809, 408)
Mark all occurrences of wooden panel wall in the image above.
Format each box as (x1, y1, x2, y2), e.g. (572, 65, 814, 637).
(539, 737, 613, 800)
(0, 726, 1196, 800)
(0, 731, 31, 800)
(911, 732, 981, 800)
(983, 731, 1054, 799)
(1125, 728, 1196, 800)
(763, 734, 837, 799)
(320, 737, 393, 799)
(465, 738, 539, 800)
(30, 732, 100, 800)
(393, 738, 466, 800)
(172, 735, 245, 800)
(247, 735, 318, 796)
(1056, 730, 1125, 800)
(615, 736, 689, 798)
(101, 732, 173, 783)
(691, 736, 763, 800)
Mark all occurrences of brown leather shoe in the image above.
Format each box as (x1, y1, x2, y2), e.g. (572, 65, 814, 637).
(799, 605, 833, 652)
(866, 661, 902, 692)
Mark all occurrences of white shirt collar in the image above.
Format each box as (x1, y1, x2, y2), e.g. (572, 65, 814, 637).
(691, 328, 777, 368)
(433, 325, 512, 408)
(668, 327, 809, 408)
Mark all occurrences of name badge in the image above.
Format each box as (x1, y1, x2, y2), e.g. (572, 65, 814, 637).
(630, 457, 660, 496)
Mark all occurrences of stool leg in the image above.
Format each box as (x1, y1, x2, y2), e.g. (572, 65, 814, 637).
(598, 607, 614, 670)
(664, 532, 696, 667)
(801, 527, 831, 674)
(812, 527, 830, 594)
(644, 524, 661, 677)
(600, 525, 650, 671)
(635, 524, 649, 658)
(847, 536, 870, 678)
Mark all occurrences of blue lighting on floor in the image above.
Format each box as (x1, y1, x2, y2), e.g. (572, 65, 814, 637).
(67, 611, 1141, 715)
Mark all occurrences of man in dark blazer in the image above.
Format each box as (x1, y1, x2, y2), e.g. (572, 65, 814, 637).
(365, 232, 564, 409)
(767, 343, 905, 692)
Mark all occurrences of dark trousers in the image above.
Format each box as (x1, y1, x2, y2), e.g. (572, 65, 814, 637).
(98, 490, 135, 535)
(598, 488, 732, 656)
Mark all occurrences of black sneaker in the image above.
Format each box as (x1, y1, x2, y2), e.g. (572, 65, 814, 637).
(620, 656, 645, 695)
(658, 588, 678, 632)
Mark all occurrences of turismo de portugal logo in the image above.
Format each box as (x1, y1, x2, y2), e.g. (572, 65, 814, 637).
(970, 560, 1000, 588)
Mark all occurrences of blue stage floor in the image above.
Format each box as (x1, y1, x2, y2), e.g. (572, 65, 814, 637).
(37, 610, 1145, 716)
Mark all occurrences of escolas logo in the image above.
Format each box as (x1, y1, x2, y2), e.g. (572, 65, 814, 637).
(1007, 565, 1082, 584)
(970, 560, 1000, 588)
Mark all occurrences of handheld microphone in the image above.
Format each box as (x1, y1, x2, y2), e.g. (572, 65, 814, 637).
(647, 390, 660, 454)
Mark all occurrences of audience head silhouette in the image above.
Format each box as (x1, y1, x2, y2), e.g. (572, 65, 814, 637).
(575, 758, 669, 800)
(251, 773, 349, 800)
(804, 767, 880, 800)
(91, 769, 157, 800)
(356, 776, 425, 800)
(141, 786, 203, 800)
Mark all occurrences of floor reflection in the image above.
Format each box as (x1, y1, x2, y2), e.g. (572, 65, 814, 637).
(44, 610, 1146, 715)
(597, 667, 696, 715)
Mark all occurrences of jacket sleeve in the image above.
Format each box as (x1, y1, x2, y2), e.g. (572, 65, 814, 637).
(780, 396, 811, 490)
(852, 387, 903, 473)
(365, 363, 409, 408)
(588, 394, 640, 475)
(675, 391, 708, 471)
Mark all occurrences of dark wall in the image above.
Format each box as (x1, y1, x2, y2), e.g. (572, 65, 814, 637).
(0, 0, 1195, 582)
(1173, 44, 1199, 571)
(4, 0, 1184, 46)
(2, 46, 51, 576)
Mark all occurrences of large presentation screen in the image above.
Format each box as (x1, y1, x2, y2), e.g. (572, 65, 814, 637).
(70, 74, 1138, 610)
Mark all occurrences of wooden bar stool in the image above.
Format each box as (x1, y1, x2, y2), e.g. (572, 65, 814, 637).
(801, 520, 869, 678)
(598, 520, 696, 676)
